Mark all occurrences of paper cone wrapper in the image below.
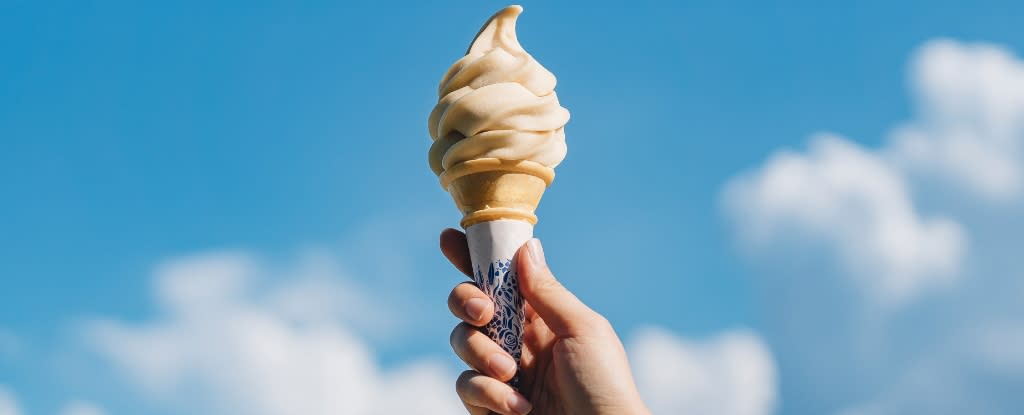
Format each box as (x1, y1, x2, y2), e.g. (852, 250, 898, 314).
(465, 219, 532, 388)
(440, 159, 554, 388)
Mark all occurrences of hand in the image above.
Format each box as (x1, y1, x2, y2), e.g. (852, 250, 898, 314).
(441, 229, 651, 415)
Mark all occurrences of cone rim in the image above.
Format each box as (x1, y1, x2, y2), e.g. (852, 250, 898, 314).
(439, 158, 554, 189)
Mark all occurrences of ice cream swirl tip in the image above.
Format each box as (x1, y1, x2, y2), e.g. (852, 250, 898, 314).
(428, 5, 570, 176)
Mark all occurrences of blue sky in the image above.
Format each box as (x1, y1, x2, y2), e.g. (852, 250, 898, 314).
(2, 1, 1024, 414)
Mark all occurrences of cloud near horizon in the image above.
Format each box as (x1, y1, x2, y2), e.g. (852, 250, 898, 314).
(82, 251, 465, 415)
(0, 387, 104, 415)
(0, 387, 20, 415)
(79, 250, 777, 415)
(630, 327, 777, 415)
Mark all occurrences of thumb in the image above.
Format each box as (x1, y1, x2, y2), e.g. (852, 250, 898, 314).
(517, 238, 603, 337)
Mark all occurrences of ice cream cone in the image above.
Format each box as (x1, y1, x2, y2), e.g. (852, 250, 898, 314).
(440, 158, 555, 228)
(428, 5, 568, 389)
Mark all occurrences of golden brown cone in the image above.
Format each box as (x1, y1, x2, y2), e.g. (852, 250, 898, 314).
(439, 159, 554, 228)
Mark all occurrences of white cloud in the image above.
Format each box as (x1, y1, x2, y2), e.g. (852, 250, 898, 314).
(0, 386, 106, 415)
(970, 323, 1024, 373)
(723, 134, 965, 305)
(891, 39, 1024, 200)
(723, 38, 1024, 413)
(0, 387, 21, 415)
(58, 401, 106, 415)
(76, 249, 779, 415)
(833, 347, 1009, 415)
(83, 251, 465, 415)
(629, 327, 777, 415)
(725, 39, 1024, 305)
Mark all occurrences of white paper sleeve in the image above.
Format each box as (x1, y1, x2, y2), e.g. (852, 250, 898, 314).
(464, 219, 533, 388)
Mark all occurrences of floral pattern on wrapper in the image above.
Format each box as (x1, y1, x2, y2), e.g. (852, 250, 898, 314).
(475, 259, 526, 388)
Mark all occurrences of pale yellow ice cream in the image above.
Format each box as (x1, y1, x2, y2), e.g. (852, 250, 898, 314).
(428, 5, 570, 177)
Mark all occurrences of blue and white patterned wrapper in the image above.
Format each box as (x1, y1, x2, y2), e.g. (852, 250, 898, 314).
(465, 219, 532, 389)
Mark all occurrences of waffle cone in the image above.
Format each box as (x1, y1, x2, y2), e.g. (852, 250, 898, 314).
(439, 158, 555, 228)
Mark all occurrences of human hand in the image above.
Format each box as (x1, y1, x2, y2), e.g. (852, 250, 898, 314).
(441, 229, 651, 415)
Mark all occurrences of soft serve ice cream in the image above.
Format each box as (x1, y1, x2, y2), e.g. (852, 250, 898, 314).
(426, 5, 571, 388)
(428, 5, 569, 177)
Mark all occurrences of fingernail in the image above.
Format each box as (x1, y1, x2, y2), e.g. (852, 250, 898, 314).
(488, 353, 516, 378)
(526, 238, 546, 267)
(506, 391, 533, 415)
(464, 298, 489, 321)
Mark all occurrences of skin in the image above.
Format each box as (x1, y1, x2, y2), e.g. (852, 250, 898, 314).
(441, 229, 651, 415)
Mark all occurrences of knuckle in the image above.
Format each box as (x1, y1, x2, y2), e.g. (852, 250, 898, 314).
(533, 273, 564, 294)
(449, 282, 470, 298)
(447, 290, 460, 311)
(584, 312, 614, 333)
(449, 323, 470, 348)
(450, 282, 479, 304)
(448, 285, 470, 310)
(455, 370, 476, 395)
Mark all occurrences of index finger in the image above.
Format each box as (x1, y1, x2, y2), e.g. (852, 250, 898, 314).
(440, 228, 473, 278)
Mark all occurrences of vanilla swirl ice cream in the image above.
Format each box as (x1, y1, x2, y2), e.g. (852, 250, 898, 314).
(426, 6, 571, 386)
(428, 5, 570, 177)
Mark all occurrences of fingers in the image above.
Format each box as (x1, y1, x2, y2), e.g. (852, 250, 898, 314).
(516, 238, 607, 337)
(450, 322, 518, 382)
(440, 228, 473, 277)
(524, 301, 537, 322)
(449, 282, 495, 326)
(523, 314, 555, 355)
(456, 370, 533, 415)
(520, 315, 555, 393)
